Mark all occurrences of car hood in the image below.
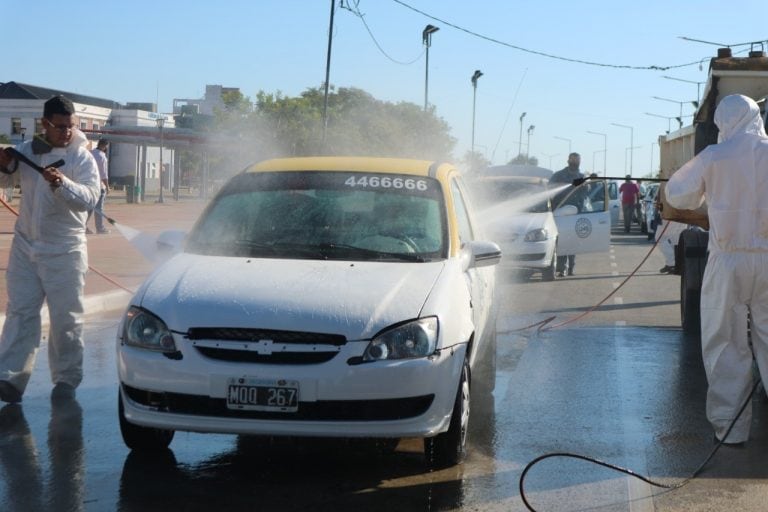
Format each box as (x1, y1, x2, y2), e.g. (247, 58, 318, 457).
(486, 212, 551, 241)
(136, 253, 446, 340)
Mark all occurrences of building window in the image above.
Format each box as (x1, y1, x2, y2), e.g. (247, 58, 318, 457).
(11, 118, 21, 135)
(80, 119, 88, 130)
(93, 122, 100, 131)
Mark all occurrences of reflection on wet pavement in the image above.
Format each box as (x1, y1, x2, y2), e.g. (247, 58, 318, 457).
(3, 315, 768, 511)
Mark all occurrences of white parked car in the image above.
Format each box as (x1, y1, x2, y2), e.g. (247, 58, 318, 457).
(117, 157, 501, 467)
(471, 175, 611, 280)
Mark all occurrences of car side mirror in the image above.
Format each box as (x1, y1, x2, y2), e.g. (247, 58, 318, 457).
(554, 205, 578, 217)
(460, 240, 502, 271)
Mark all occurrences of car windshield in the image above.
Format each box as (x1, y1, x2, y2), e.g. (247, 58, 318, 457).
(186, 171, 447, 262)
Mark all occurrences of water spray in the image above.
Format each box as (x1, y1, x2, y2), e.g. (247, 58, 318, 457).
(3, 147, 162, 263)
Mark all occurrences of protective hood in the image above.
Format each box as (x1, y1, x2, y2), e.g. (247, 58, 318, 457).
(714, 94, 767, 142)
(137, 253, 446, 340)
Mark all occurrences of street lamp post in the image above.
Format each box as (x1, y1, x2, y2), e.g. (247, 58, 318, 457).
(624, 145, 642, 174)
(321, 0, 336, 148)
(586, 130, 607, 176)
(662, 75, 704, 106)
(518, 112, 526, 158)
(19, 127, 26, 143)
(652, 96, 698, 124)
(471, 70, 483, 154)
(611, 123, 634, 175)
(592, 150, 605, 174)
(423, 24, 439, 111)
(156, 116, 165, 204)
(645, 112, 676, 132)
(541, 152, 559, 169)
(554, 136, 572, 154)
(526, 125, 535, 160)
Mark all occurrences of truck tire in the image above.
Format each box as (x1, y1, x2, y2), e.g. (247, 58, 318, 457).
(679, 229, 708, 335)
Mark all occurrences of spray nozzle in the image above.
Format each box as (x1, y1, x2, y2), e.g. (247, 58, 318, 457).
(572, 177, 589, 187)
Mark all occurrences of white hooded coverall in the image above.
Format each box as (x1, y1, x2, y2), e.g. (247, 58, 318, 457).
(666, 94, 768, 443)
(0, 137, 100, 394)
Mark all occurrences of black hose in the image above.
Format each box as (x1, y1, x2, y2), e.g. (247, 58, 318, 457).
(519, 379, 761, 511)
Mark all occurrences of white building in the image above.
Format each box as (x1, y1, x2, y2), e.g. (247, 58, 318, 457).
(0, 81, 179, 200)
(173, 84, 239, 116)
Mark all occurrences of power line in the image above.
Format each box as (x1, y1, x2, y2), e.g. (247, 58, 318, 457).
(390, 0, 745, 71)
(342, 0, 424, 65)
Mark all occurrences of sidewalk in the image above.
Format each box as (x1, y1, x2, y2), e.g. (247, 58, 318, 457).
(0, 192, 211, 322)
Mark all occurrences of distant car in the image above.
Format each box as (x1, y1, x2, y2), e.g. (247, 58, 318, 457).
(117, 156, 501, 468)
(470, 175, 611, 280)
(471, 176, 558, 279)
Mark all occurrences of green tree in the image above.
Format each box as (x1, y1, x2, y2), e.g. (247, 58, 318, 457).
(253, 86, 455, 160)
(461, 150, 491, 175)
(204, 85, 458, 183)
(0, 134, 10, 144)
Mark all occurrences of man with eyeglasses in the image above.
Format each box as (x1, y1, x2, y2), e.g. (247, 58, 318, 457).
(0, 95, 100, 403)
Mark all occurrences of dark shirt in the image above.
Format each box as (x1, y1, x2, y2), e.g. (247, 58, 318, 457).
(549, 166, 586, 209)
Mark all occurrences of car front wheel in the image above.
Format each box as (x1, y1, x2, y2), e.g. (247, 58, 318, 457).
(541, 246, 557, 281)
(119, 391, 175, 451)
(424, 359, 470, 468)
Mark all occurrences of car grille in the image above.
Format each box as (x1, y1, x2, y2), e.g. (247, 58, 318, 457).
(185, 327, 348, 365)
(123, 385, 434, 421)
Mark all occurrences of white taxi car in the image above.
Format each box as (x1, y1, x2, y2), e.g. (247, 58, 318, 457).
(117, 157, 501, 467)
(472, 174, 611, 280)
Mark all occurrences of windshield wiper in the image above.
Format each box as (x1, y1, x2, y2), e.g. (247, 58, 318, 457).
(318, 243, 428, 262)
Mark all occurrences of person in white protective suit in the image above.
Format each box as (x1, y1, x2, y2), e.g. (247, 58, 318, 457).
(666, 94, 768, 445)
(0, 95, 100, 403)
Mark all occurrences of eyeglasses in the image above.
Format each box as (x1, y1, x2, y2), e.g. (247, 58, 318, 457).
(44, 119, 75, 132)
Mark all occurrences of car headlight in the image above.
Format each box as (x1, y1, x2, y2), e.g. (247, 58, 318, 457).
(122, 306, 177, 353)
(363, 317, 439, 361)
(524, 228, 549, 242)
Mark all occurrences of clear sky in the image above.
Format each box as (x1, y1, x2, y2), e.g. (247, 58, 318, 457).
(6, 0, 767, 175)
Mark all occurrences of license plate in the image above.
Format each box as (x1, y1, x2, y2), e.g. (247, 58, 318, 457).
(226, 378, 299, 412)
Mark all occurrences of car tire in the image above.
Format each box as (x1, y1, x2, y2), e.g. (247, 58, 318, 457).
(119, 391, 175, 451)
(424, 359, 470, 468)
(541, 247, 557, 282)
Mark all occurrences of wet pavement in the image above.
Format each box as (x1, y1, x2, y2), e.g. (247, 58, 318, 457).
(2, 209, 768, 510)
(3, 312, 768, 510)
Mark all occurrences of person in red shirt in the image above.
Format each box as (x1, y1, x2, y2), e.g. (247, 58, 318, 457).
(618, 175, 640, 233)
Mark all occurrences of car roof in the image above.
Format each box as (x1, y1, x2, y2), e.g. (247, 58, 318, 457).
(246, 157, 455, 179)
(474, 175, 548, 186)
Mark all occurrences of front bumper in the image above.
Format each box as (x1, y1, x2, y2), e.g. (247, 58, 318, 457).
(500, 239, 554, 269)
(118, 335, 466, 438)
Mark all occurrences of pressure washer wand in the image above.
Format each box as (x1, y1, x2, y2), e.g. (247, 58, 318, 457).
(572, 175, 669, 187)
(3, 147, 118, 225)
(3, 147, 65, 175)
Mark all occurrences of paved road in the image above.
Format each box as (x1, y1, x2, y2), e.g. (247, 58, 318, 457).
(2, 223, 768, 511)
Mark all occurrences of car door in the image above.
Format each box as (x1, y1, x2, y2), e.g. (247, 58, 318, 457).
(607, 180, 620, 225)
(450, 177, 493, 349)
(553, 181, 611, 255)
